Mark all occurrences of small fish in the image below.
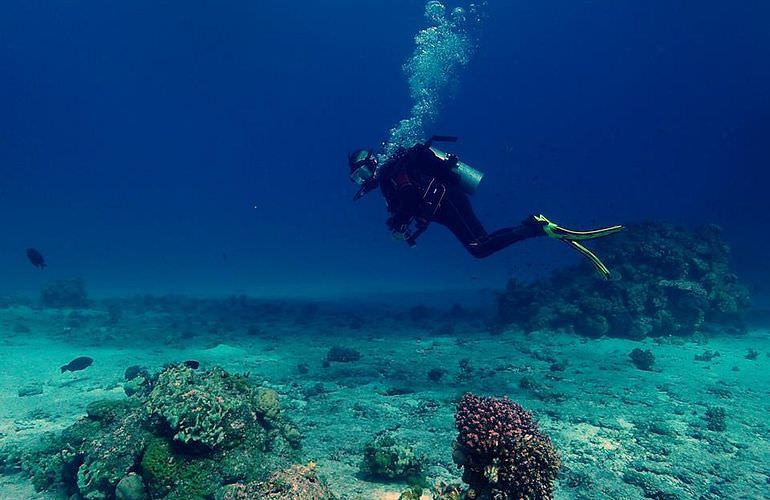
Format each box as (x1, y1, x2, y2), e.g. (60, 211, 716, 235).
(26, 248, 47, 269)
(183, 360, 200, 369)
(61, 356, 93, 373)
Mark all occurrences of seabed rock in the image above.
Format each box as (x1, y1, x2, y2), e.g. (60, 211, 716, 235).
(115, 473, 147, 500)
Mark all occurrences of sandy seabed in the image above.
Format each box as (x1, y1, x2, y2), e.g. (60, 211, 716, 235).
(0, 300, 768, 499)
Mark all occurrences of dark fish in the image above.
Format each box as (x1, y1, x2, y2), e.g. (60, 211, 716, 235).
(61, 356, 93, 373)
(26, 248, 47, 269)
(183, 360, 200, 369)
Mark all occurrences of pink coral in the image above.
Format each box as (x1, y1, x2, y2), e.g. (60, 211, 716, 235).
(454, 394, 560, 500)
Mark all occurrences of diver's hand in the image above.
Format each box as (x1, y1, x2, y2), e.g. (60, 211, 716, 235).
(387, 215, 413, 241)
(391, 227, 409, 241)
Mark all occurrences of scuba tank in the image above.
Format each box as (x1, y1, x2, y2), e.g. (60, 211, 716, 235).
(424, 135, 484, 195)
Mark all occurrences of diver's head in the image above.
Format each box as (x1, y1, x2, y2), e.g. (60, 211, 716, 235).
(348, 149, 378, 185)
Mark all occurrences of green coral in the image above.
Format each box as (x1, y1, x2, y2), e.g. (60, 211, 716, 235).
(360, 432, 426, 486)
(141, 438, 222, 499)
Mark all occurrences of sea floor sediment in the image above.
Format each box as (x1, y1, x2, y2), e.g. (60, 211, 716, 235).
(0, 299, 768, 499)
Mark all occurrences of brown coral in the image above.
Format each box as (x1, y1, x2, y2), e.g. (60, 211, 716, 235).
(454, 394, 560, 499)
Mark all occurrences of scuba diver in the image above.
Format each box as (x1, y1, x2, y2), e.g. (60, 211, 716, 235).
(348, 136, 624, 279)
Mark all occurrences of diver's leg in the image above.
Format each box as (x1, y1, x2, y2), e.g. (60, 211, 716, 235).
(433, 189, 489, 256)
(480, 224, 545, 254)
(435, 190, 543, 258)
(461, 224, 544, 258)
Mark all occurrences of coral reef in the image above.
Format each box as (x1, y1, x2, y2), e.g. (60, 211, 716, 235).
(359, 432, 426, 486)
(629, 348, 655, 371)
(694, 350, 720, 362)
(115, 473, 146, 500)
(326, 345, 361, 363)
(428, 367, 448, 382)
(497, 222, 750, 339)
(704, 406, 727, 432)
(17, 384, 43, 397)
(149, 366, 259, 449)
(0, 365, 302, 499)
(216, 463, 335, 500)
(40, 278, 90, 309)
(0, 294, 33, 308)
(77, 410, 150, 498)
(429, 482, 465, 500)
(140, 438, 223, 499)
(453, 393, 560, 499)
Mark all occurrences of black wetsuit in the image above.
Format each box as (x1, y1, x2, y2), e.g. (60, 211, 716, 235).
(378, 144, 543, 258)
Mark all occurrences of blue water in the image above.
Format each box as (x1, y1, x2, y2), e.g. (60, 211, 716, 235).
(1, 1, 768, 294)
(2, 3, 770, 499)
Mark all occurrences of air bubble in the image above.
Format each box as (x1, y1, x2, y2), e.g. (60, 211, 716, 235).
(381, 1, 485, 161)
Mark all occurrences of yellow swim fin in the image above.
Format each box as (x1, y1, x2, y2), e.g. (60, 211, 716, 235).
(533, 214, 624, 241)
(531, 214, 624, 279)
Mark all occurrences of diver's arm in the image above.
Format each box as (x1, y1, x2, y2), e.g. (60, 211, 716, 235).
(386, 184, 421, 232)
(379, 162, 421, 231)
